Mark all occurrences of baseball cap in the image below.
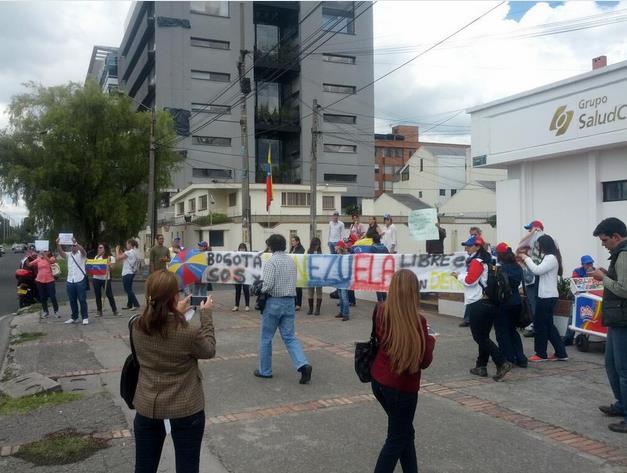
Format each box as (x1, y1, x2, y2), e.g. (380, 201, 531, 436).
(198, 241, 208, 248)
(173, 237, 181, 241)
(524, 220, 544, 231)
(383, 213, 392, 220)
(495, 242, 510, 254)
(461, 235, 485, 247)
(580, 255, 594, 265)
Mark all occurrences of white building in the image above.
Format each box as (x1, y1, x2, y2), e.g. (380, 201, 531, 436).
(469, 58, 627, 272)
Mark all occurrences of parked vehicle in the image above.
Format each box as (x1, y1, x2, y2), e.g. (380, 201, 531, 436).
(12, 243, 27, 253)
(16, 254, 39, 308)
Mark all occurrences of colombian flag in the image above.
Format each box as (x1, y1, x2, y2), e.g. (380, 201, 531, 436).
(86, 258, 108, 276)
(266, 144, 273, 211)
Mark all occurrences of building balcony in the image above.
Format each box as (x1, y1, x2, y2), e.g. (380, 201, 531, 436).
(255, 105, 300, 132)
(253, 44, 300, 73)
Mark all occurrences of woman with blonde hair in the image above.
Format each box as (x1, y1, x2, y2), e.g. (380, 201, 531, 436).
(370, 269, 436, 473)
(131, 270, 216, 473)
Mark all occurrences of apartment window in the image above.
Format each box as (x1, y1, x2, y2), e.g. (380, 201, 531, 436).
(323, 83, 356, 94)
(191, 103, 231, 114)
(603, 180, 627, 202)
(209, 230, 225, 247)
(322, 1, 355, 34)
(400, 167, 409, 181)
(193, 136, 231, 147)
(439, 189, 446, 196)
(324, 173, 357, 183)
(192, 168, 233, 179)
(256, 23, 279, 54)
(394, 148, 402, 158)
(451, 189, 457, 197)
(383, 148, 392, 157)
(322, 196, 335, 210)
(199, 195, 208, 210)
(191, 1, 229, 17)
(323, 113, 356, 124)
(257, 81, 280, 115)
(420, 158, 424, 172)
(228, 192, 237, 207)
(323, 53, 356, 64)
(188, 198, 196, 213)
(324, 143, 356, 153)
(176, 202, 185, 215)
(375, 147, 383, 156)
(281, 192, 310, 207)
(190, 37, 230, 49)
(191, 70, 230, 82)
(418, 191, 423, 198)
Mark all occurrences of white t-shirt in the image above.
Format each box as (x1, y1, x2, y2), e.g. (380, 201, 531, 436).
(122, 249, 138, 276)
(66, 251, 87, 283)
(328, 221, 345, 243)
(381, 224, 397, 252)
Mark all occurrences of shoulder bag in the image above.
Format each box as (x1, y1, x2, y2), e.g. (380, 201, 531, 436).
(120, 315, 140, 409)
(70, 254, 90, 291)
(354, 304, 380, 383)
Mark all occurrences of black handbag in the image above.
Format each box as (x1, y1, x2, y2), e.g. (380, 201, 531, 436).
(516, 283, 533, 329)
(120, 315, 140, 409)
(354, 305, 379, 383)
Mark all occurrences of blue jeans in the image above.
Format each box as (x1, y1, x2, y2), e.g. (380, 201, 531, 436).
(93, 278, 118, 313)
(339, 289, 350, 317)
(134, 410, 205, 473)
(533, 297, 567, 359)
(328, 242, 337, 254)
(494, 304, 527, 365)
(371, 379, 418, 473)
(67, 279, 88, 320)
(36, 281, 59, 315)
(259, 297, 308, 376)
(606, 326, 627, 422)
(122, 274, 140, 308)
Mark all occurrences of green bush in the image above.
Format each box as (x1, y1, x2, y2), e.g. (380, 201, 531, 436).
(193, 213, 230, 226)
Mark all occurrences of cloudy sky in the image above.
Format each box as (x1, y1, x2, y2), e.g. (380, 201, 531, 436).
(0, 0, 626, 220)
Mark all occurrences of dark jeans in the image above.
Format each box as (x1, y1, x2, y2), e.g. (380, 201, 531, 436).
(235, 284, 250, 307)
(122, 274, 140, 309)
(93, 278, 117, 313)
(606, 326, 627, 422)
(463, 305, 470, 324)
(348, 290, 356, 305)
(67, 279, 88, 320)
(36, 281, 59, 315)
(371, 379, 418, 473)
(376, 292, 387, 302)
(494, 304, 527, 365)
(295, 288, 303, 307)
(134, 410, 205, 473)
(533, 297, 567, 359)
(468, 300, 505, 367)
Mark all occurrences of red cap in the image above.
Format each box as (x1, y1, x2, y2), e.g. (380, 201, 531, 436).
(524, 220, 544, 231)
(495, 242, 510, 253)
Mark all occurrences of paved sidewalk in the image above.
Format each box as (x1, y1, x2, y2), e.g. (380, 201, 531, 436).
(1, 288, 626, 472)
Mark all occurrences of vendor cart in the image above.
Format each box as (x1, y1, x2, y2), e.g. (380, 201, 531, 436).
(568, 278, 606, 352)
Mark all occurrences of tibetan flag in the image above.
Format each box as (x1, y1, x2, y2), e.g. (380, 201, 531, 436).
(265, 144, 273, 211)
(86, 258, 108, 277)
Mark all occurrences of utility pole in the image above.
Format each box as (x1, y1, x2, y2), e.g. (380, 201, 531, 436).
(239, 2, 252, 247)
(310, 99, 321, 240)
(148, 106, 156, 245)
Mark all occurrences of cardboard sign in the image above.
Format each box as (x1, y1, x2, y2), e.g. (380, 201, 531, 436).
(408, 209, 439, 241)
(34, 240, 49, 251)
(58, 233, 74, 245)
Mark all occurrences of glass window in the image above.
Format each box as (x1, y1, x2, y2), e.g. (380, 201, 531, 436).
(323, 53, 356, 64)
(228, 192, 237, 207)
(603, 180, 627, 202)
(176, 202, 185, 215)
(257, 82, 280, 115)
(375, 147, 383, 156)
(256, 23, 279, 54)
(188, 198, 196, 212)
(324, 174, 357, 183)
(191, 1, 229, 17)
(192, 136, 231, 147)
(323, 113, 356, 124)
(281, 192, 310, 207)
(451, 189, 457, 196)
(323, 83, 356, 94)
(191, 103, 231, 114)
(190, 37, 230, 49)
(324, 144, 356, 153)
(394, 148, 403, 158)
(322, 196, 335, 210)
(198, 195, 208, 210)
(191, 70, 230, 82)
(418, 191, 423, 198)
(420, 158, 424, 172)
(439, 189, 446, 196)
(383, 148, 392, 157)
(401, 167, 409, 181)
(322, 1, 354, 34)
(209, 230, 225, 247)
(192, 168, 233, 179)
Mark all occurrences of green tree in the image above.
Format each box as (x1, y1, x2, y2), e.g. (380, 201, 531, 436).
(0, 81, 182, 248)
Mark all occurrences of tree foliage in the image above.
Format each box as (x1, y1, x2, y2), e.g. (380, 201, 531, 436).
(0, 81, 182, 248)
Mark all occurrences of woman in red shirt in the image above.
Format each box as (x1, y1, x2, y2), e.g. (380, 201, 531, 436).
(370, 269, 436, 473)
(28, 251, 59, 318)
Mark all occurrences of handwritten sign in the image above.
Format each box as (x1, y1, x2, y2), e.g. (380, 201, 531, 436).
(570, 277, 604, 295)
(408, 209, 439, 241)
(58, 233, 74, 245)
(193, 251, 466, 293)
(35, 240, 49, 251)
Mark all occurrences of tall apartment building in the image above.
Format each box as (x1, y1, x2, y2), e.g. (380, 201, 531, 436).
(374, 125, 419, 196)
(86, 46, 119, 93)
(116, 1, 374, 213)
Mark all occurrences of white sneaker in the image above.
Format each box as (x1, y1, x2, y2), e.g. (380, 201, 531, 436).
(130, 307, 139, 312)
(82, 319, 89, 325)
(232, 306, 239, 312)
(244, 306, 250, 312)
(64, 318, 78, 324)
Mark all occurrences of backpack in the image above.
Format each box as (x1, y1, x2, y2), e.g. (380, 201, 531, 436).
(495, 267, 513, 304)
(478, 263, 501, 306)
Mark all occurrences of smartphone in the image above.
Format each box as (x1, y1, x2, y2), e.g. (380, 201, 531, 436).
(191, 283, 208, 307)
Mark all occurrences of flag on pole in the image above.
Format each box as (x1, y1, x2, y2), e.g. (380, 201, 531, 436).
(265, 144, 273, 211)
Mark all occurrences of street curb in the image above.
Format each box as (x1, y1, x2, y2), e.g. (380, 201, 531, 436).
(0, 312, 16, 379)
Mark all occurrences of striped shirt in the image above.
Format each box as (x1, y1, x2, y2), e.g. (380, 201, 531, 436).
(262, 251, 297, 297)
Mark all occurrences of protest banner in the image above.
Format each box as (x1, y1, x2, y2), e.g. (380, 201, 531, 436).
(34, 240, 49, 251)
(408, 209, 439, 241)
(195, 251, 466, 293)
(58, 233, 74, 245)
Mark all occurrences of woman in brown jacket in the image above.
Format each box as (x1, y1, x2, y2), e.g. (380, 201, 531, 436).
(132, 270, 216, 473)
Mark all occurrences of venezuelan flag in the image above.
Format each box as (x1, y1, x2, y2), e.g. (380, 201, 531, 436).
(86, 258, 108, 276)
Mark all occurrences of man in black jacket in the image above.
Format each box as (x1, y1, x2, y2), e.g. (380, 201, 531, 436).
(591, 218, 627, 433)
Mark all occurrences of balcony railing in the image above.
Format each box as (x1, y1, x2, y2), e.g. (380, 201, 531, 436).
(254, 43, 300, 70)
(255, 105, 299, 128)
